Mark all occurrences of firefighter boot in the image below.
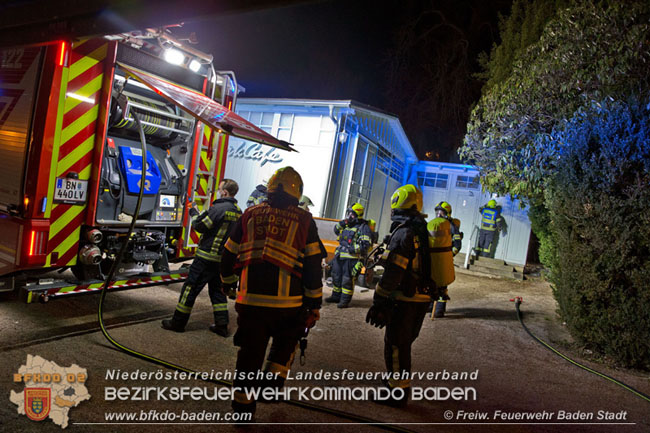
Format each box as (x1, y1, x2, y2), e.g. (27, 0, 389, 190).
(232, 399, 256, 423)
(210, 307, 229, 337)
(434, 300, 447, 318)
(209, 324, 229, 337)
(337, 288, 353, 308)
(161, 311, 190, 333)
(325, 287, 341, 303)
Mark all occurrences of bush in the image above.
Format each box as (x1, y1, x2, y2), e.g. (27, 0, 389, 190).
(543, 100, 650, 369)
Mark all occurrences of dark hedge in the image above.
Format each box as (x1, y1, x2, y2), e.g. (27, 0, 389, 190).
(542, 100, 650, 369)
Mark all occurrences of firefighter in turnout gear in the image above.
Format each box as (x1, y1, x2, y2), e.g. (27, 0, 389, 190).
(326, 202, 372, 308)
(428, 201, 460, 318)
(366, 184, 431, 407)
(246, 183, 268, 208)
(476, 199, 504, 257)
(161, 179, 242, 336)
(220, 167, 324, 418)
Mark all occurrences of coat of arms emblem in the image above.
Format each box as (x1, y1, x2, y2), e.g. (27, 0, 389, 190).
(25, 388, 51, 421)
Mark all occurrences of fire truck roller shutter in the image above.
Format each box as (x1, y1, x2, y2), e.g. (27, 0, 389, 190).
(110, 94, 186, 142)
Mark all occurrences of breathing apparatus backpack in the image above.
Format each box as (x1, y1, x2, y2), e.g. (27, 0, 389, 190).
(427, 217, 456, 288)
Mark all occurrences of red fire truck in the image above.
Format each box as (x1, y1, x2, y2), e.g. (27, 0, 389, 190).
(0, 28, 293, 303)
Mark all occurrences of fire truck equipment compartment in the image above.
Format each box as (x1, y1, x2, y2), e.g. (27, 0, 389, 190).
(118, 146, 162, 195)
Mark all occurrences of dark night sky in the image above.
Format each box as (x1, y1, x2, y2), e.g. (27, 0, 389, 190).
(186, 0, 511, 161)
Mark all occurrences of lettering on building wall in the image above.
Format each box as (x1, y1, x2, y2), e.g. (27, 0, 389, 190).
(228, 142, 283, 166)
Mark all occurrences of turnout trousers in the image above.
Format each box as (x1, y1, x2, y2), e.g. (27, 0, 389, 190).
(477, 229, 496, 257)
(171, 257, 228, 328)
(330, 256, 358, 305)
(232, 304, 303, 415)
(383, 301, 429, 400)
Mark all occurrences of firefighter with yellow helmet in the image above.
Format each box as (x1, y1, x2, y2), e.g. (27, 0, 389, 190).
(428, 201, 462, 318)
(365, 184, 431, 407)
(476, 199, 504, 257)
(220, 166, 325, 418)
(326, 202, 372, 308)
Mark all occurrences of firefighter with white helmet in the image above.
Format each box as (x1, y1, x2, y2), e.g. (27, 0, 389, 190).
(326, 202, 372, 308)
(220, 166, 325, 418)
(298, 194, 314, 211)
(365, 184, 431, 407)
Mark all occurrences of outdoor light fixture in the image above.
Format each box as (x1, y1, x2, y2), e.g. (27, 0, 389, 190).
(163, 48, 185, 65)
(188, 59, 201, 72)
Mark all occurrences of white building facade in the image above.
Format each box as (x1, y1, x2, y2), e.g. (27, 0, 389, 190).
(224, 98, 532, 265)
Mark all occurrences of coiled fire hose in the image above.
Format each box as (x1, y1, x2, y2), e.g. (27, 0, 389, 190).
(96, 111, 415, 432)
(512, 297, 650, 403)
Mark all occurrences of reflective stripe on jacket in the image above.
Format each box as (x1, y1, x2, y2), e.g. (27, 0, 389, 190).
(192, 197, 241, 262)
(376, 213, 431, 303)
(334, 220, 372, 259)
(449, 217, 462, 255)
(480, 208, 498, 231)
(220, 202, 324, 309)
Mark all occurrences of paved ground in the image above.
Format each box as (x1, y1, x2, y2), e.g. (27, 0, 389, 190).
(0, 270, 648, 432)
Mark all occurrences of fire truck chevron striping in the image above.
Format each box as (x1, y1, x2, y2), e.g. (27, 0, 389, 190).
(0, 28, 295, 302)
(47, 40, 108, 268)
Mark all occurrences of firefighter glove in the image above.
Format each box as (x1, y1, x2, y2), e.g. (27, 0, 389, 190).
(223, 282, 237, 300)
(305, 309, 320, 328)
(365, 295, 393, 329)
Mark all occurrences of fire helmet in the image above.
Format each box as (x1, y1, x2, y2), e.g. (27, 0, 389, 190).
(390, 184, 423, 212)
(267, 166, 303, 200)
(487, 199, 497, 209)
(349, 203, 364, 217)
(435, 201, 452, 216)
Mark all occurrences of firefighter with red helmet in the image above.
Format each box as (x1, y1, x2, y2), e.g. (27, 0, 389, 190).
(366, 184, 432, 407)
(428, 201, 462, 318)
(161, 179, 241, 336)
(326, 203, 372, 308)
(220, 166, 324, 418)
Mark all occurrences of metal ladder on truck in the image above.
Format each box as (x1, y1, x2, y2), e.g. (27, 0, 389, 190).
(183, 127, 222, 249)
(182, 70, 237, 249)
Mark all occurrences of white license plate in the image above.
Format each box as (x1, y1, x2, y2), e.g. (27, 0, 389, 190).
(54, 178, 88, 203)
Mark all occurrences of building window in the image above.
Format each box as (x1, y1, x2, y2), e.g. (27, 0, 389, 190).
(456, 175, 479, 189)
(260, 112, 274, 134)
(277, 113, 293, 141)
(417, 172, 448, 189)
(390, 158, 404, 182)
(377, 147, 391, 176)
